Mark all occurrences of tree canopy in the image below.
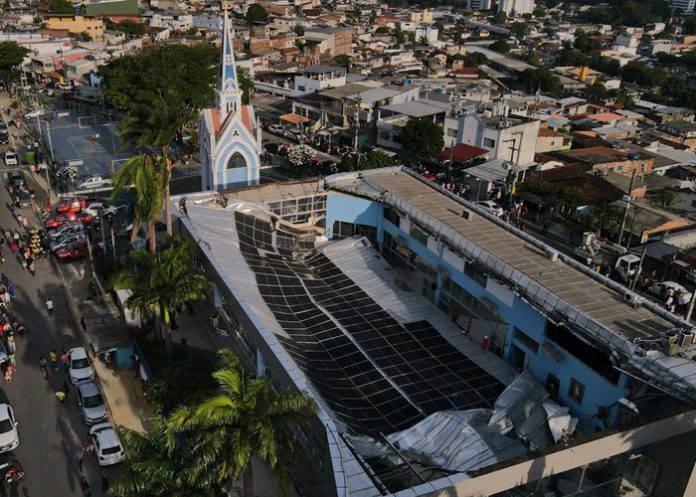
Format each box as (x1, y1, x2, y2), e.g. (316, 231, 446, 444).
(490, 39, 511, 54)
(397, 119, 444, 159)
(237, 68, 253, 105)
(0, 42, 29, 82)
(100, 44, 218, 148)
(517, 68, 562, 94)
(246, 4, 269, 24)
(168, 349, 316, 497)
(339, 150, 395, 172)
(510, 22, 527, 41)
(587, 203, 622, 237)
(105, 19, 146, 36)
(48, 0, 75, 14)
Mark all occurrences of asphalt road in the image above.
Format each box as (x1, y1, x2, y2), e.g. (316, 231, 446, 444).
(0, 94, 113, 496)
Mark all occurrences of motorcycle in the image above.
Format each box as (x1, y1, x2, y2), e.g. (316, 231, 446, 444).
(0, 461, 25, 484)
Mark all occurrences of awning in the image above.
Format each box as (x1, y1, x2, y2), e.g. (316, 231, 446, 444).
(280, 113, 310, 125)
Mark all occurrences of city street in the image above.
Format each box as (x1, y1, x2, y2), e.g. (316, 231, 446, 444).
(0, 92, 113, 495)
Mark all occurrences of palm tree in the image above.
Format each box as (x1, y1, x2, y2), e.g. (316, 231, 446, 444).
(168, 349, 316, 497)
(110, 417, 216, 497)
(112, 236, 211, 357)
(110, 154, 165, 253)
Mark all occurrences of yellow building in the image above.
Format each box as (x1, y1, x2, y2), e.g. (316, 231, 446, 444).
(410, 9, 433, 23)
(44, 15, 104, 41)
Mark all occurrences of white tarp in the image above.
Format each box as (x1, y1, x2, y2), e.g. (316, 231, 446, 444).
(385, 410, 527, 474)
(488, 372, 554, 450)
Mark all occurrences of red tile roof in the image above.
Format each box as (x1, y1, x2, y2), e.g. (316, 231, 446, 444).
(439, 143, 489, 163)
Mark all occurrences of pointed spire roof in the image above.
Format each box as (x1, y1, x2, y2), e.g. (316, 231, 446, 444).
(216, 2, 243, 122)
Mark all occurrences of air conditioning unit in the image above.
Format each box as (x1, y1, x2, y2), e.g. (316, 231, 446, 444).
(461, 210, 470, 220)
(679, 330, 695, 348)
(623, 292, 643, 309)
(544, 248, 559, 262)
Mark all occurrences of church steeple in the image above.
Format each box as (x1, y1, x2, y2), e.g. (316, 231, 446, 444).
(216, 1, 243, 122)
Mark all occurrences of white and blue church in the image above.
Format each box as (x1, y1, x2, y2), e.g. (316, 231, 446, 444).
(199, 4, 261, 191)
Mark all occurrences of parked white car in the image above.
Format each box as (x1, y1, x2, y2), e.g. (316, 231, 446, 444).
(77, 175, 113, 191)
(0, 404, 19, 453)
(476, 200, 504, 218)
(90, 423, 125, 466)
(68, 347, 95, 384)
(4, 152, 17, 167)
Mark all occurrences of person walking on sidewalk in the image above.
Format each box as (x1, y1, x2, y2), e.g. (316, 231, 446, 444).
(60, 349, 69, 372)
(100, 468, 109, 492)
(49, 349, 58, 371)
(45, 297, 54, 316)
(74, 446, 84, 472)
(80, 475, 92, 497)
(54, 389, 66, 405)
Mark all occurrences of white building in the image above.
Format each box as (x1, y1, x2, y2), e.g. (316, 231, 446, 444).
(150, 11, 193, 31)
(498, 0, 535, 16)
(446, 108, 540, 165)
(415, 26, 439, 45)
(294, 66, 346, 94)
(468, 0, 493, 9)
(669, 0, 696, 13)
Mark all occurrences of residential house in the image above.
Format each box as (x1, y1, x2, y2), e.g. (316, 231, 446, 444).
(558, 146, 654, 177)
(304, 27, 353, 56)
(44, 15, 105, 41)
(150, 11, 193, 31)
(536, 127, 572, 153)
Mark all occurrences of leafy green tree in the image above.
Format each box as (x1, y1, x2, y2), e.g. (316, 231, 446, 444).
(532, 7, 546, 17)
(168, 349, 316, 497)
(375, 26, 390, 34)
(651, 186, 677, 208)
(518, 68, 562, 94)
(490, 39, 510, 54)
(524, 49, 540, 66)
(587, 203, 622, 237)
(112, 237, 211, 357)
(559, 186, 587, 211)
(108, 19, 146, 36)
(245, 4, 269, 24)
(339, 149, 395, 172)
(77, 31, 92, 42)
(493, 11, 507, 24)
(395, 27, 406, 45)
(48, 0, 75, 14)
(573, 30, 601, 52)
(0, 42, 29, 82)
(110, 154, 165, 251)
(510, 22, 527, 41)
(334, 54, 350, 68)
(101, 44, 218, 238)
(293, 25, 304, 36)
(186, 26, 198, 37)
(237, 68, 253, 105)
(110, 417, 216, 497)
(398, 119, 444, 159)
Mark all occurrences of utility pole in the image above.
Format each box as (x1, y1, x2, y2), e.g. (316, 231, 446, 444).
(617, 169, 637, 246)
(353, 93, 361, 170)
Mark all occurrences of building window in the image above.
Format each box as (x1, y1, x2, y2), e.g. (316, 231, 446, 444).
(447, 128, 457, 137)
(483, 137, 496, 148)
(227, 151, 247, 170)
(568, 378, 585, 404)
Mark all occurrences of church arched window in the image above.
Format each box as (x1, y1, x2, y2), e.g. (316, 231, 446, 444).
(227, 151, 247, 170)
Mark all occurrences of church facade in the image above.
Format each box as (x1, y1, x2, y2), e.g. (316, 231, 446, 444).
(198, 6, 261, 191)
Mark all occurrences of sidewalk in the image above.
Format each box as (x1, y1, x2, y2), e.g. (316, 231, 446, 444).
(54, 258, 153, 433)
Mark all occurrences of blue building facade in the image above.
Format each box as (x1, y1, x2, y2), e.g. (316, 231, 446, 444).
(324, 190, 629, 431)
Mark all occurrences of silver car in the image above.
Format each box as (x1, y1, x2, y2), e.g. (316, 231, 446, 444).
(48, 222, 84, 241)
(50, 233, 86, 252)
(76, 381, 108, 425)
